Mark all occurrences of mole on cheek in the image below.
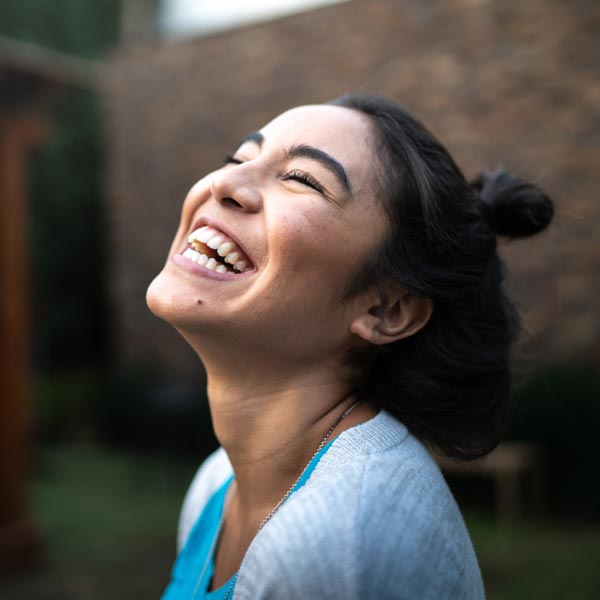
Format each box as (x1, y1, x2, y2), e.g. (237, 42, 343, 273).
(196, 299, 203, 305)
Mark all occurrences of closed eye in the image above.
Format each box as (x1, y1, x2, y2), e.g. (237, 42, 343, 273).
(223, 156, 328, 198)
(282, 169, 325, 194)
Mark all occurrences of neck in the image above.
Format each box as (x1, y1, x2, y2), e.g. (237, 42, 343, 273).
(201, 352, 375, 521)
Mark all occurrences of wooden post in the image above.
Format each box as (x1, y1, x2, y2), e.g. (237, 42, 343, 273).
(0, 111, 47, 572)
(0, 40, 101, 575)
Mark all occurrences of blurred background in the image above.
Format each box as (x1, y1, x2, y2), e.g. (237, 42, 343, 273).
(0, 0, 598, 598)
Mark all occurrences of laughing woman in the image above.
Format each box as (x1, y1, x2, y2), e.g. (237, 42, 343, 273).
(147, 94, 553, 599)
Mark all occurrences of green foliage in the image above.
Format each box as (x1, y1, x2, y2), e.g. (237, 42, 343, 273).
(0, 1, 122, 369)
(466, 511, 600, 599)
(29, 90, 110, 370)
(34, 366, 218, 458)
(33, 369, 102, 443)
(86, 365, 217, 457)
(509, 359, 600, 515)
(1, 445, 197, 599)
(0, 0, 121, 58)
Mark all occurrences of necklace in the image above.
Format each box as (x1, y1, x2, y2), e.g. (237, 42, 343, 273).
(193, 399, 361, 600)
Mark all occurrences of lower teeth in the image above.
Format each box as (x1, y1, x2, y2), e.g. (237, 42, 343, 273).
(184, 248, 239, 273)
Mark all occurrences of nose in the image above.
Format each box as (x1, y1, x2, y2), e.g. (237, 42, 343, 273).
(210, 164, 262, 213)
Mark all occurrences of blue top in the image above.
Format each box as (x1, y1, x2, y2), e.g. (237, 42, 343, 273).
(162, 439, 336, 600)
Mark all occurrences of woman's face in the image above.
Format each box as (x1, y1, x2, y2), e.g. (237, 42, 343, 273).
(147, 104, 389, 366)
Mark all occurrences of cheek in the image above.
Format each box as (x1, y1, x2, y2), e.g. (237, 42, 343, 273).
(275, 206, 376, 270)
(269, 209, 335, 279)
(268, 209, 368, 304)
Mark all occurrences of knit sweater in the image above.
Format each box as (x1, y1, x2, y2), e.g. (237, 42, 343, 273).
(176, 410, 485, 599)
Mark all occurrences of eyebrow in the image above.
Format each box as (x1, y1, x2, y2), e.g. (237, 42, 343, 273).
(238, 132, 351, 194)
(287, 144, 351, 194)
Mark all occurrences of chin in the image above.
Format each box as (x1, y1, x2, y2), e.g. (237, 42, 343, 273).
(146, 268, 214, 339)
(146, 269, 187, 325)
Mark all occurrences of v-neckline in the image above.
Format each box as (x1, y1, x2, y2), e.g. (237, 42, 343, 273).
(207, 436, 338, 594)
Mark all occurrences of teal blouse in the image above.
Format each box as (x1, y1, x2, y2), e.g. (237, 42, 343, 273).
(162, 439, 336, 599)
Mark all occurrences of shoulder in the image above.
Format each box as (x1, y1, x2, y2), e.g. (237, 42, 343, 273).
(177, 446, 232, 551)
(351, 440, 483, 599)
(235, 413, 484, 599)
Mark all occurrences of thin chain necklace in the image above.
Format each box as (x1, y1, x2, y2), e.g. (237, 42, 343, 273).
(194, 399, 361, 600)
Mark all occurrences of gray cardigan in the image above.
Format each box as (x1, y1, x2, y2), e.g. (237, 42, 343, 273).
(177, 410, 485, 599)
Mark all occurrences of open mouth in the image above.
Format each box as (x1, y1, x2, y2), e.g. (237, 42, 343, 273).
(182, 225, 254, 275)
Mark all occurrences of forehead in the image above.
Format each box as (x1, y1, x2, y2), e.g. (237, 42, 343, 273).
(259, 105, 376, 192)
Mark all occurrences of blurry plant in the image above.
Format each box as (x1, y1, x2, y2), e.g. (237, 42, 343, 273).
(91, 366, 217, 458)
(0, 1, 122, 372)
(34, 365, 218, 458)
(34, 369, 103, 443)
(509, 358, 600, 516)
(29, 89, 110, 371)
(0, 0, 121, 59)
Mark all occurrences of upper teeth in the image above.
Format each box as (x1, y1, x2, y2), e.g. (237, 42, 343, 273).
(185, 226, 252, 273)
(207, 235, 224, 249)
(217, 242, 234, 257)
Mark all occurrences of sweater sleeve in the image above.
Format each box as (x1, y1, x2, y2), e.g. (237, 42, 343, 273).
(233, 448, 484, 600)
(354, 455, 485, 599)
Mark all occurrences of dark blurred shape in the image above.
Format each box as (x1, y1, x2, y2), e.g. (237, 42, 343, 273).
(0, 72, 45, 573)
(89, 367, 217, 458)
(439, 442, 545, 523)
(509, 360, 600, 516)
(29, 89, 111, 372)
(138, 380, 217, 457)
(0, 1, 120, 378)
(0, 33, 103, 573)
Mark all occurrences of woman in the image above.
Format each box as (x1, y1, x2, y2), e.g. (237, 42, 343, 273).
(147, 94, 553, 599)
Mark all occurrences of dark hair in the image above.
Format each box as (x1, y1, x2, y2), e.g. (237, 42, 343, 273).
(329, 93, 553, 460)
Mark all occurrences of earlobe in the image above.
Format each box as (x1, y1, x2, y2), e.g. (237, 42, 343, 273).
(349, 292, 433, 346)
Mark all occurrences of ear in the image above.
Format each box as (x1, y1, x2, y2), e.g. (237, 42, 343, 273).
(349, 288, 433, 346)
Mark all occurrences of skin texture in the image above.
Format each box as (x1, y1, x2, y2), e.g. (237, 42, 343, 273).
(146, 105, 432, 588)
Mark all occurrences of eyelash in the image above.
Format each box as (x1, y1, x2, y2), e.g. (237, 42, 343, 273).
(281, 170, 324, 194)
(223, 155, 325, 194)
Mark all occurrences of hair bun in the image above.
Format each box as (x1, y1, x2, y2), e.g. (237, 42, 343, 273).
(470, 169, 554, 238)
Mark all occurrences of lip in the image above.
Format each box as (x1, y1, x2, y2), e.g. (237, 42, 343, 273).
(181, 215, 255, 269)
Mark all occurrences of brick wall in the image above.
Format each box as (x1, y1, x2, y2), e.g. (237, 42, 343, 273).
(105, 0, 599, 379)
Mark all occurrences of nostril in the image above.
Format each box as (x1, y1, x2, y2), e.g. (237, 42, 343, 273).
(222, 197, 243, 209)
